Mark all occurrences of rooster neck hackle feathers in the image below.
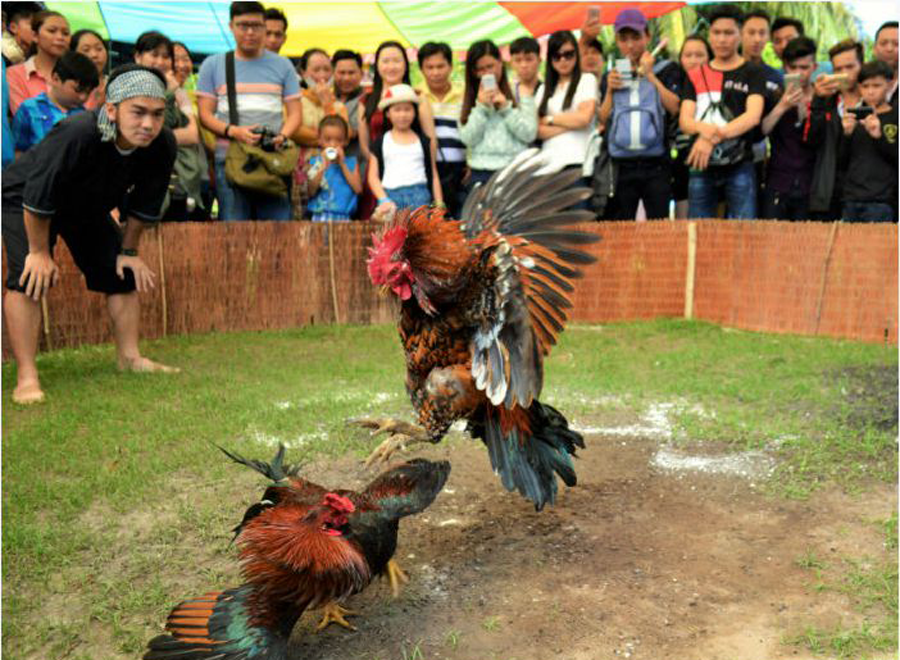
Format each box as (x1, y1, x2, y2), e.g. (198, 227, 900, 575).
(368, 206, 474, 310)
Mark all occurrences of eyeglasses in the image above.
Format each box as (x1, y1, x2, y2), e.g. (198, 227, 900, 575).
(552, 49, 577, 62)
(233, 22, 265, 32)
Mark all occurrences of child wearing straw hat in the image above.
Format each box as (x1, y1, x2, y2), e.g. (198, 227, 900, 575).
(368, 83, 443, 218)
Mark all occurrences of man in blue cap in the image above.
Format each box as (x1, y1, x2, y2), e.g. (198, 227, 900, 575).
(2, 63, 178, 404)
(598, 7, 681, 220)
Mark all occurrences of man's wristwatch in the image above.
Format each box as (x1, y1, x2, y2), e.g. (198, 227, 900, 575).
(224, 124, 232, 138)
(547, 115, 555, 125)
(120, 248, 138, 257)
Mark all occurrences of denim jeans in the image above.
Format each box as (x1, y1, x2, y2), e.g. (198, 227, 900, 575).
(385, 183, 431, 210)
(688, 160, 757, 220)
(841, 201, 896, 223)
(214, 159, 292, 221)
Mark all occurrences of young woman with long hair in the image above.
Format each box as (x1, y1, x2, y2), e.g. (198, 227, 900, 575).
(71, 28, 108, 109)
(535, 30, 597, 198)
(357, 41, 437, 218)
(7, 10, 71, 113)
(458, 39, 537, 193)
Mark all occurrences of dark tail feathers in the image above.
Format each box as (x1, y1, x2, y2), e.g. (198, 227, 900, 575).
(144, 585, 292, 660)
(468, 400, 584, 511)
(216, 443, 301, 483)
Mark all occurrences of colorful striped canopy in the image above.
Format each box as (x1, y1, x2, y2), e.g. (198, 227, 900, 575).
(47, 1, 686, 56)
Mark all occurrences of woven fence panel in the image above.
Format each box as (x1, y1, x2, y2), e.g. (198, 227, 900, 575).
(693, 221, 897, 342)
(571, 221, 688, 322)
(817, 223, 898, 343)
(2, 220, 897, 361)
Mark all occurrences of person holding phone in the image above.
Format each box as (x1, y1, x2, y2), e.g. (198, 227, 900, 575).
(759, 37, 817, 220)
(838, 60, 898, 222)
(458, 39, 537, 195)
(804, 39, 864, 220)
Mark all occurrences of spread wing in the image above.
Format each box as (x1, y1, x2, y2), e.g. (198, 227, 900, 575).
(461, 149, 598, 410)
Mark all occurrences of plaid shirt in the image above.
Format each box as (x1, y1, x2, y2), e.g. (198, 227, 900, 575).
(12, 92, 84, 153)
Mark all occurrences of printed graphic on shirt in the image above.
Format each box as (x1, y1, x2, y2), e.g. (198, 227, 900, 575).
(884, 123, 897, 144)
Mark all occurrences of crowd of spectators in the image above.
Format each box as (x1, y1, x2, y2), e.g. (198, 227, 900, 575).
(2, 1, 898, 223)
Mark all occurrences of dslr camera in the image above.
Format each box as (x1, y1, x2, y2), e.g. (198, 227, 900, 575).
(251, 125, 279, 152)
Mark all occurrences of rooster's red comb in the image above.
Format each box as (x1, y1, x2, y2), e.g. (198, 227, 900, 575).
(367, 225, 408, 284)
(322, 493, 355, 514)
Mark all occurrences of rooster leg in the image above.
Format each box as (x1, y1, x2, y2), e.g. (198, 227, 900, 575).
(350, 418, 431, 467)
(315, 602, 358, 632)
(386, 559, 410, 597)
(364, 433, 423, 468)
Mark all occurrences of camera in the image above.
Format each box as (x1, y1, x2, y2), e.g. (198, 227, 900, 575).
(250, 125, 279, 152)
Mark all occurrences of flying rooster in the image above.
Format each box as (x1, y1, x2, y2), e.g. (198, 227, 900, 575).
(359, 150, 597, 511)
(144, 445, 449, 660)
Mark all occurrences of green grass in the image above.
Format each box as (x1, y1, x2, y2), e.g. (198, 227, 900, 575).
(3, 319, 897, 659)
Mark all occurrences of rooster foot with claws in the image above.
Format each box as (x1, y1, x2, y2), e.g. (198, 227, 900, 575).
(315, 602, 357, 631)
(349, 418, 430, 467)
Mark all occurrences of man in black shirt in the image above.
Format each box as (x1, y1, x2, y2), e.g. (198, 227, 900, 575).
(839, 60, 898, 222)
(679, 4, 765, 219)
(2, 64, 178, 404)
(873, 21, 898, 107)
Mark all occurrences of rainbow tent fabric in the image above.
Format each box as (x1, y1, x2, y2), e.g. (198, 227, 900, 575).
(47, 1, 685, 56)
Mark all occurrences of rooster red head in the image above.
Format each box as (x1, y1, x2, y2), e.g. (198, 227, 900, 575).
(367, 225, 414, 301)
(319, 493, 355, 536)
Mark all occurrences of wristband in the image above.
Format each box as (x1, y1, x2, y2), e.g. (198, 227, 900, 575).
(377, 197, 391, 205)
(120, 248, 138, 257)
(224, 124, 232, 138)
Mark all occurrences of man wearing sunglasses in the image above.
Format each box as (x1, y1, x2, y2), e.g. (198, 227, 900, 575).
(598, 8, 681, 220)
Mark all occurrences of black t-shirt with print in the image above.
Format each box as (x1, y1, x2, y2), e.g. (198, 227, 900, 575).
(681, 61, 766, 164)
(2, 110, 177, 224)
(840, 105, 899, 204)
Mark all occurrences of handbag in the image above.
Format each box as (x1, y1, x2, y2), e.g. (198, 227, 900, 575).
(223, 51, 299, 197)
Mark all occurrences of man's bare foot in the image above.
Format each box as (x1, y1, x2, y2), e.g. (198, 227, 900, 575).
(118, 356, 180, 373)
(13, 379, 45, 405)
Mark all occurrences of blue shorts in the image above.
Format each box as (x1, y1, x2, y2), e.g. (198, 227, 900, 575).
(384, 183, 431, 210)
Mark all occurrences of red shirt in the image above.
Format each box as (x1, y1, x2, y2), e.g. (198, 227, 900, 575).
(7, 57, 49, 115)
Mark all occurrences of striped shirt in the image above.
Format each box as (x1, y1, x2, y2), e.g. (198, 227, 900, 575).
(419, 83, 465, 164)
(196, 50, 300, 158)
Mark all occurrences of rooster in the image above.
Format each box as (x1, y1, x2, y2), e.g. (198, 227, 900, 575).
(359, 150, 597, 511)
(144, 445, 450, 660)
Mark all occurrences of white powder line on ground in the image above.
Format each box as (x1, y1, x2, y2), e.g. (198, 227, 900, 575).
(651, 445, 777, 479)
(573, 402, 677, 439)
(249, 429, 327, 449)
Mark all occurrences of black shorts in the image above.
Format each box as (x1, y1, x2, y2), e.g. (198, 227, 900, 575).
(2, 206, 136, 295)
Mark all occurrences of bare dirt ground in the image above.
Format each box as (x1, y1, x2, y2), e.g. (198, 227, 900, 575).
(275, 425, 896, 660)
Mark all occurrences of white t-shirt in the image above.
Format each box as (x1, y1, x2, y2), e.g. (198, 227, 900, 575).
(536, 72, 597, 171)
(381, 131, 427, 189)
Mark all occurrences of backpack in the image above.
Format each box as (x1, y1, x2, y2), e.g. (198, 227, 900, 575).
(607, 60, 669, 159)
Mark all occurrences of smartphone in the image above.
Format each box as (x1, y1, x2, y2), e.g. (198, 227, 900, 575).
(848, 105, 874, 119)
(481, 73, 497, 90)
(830, 73, 850, 89)
(587, 6, 600, 21)
(783, 73, 803, 88)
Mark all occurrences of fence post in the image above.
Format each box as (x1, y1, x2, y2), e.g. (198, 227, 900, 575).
(156, 225, 168, 337)
(684, 221, 697, 320)
(814, 221, 840, 335)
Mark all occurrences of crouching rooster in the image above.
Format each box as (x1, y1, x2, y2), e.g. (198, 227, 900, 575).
(358, 149, 597, 511)
(144, 445, 449, 660)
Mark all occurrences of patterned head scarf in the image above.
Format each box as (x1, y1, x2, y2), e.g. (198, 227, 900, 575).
(97, 69, 167, 142)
